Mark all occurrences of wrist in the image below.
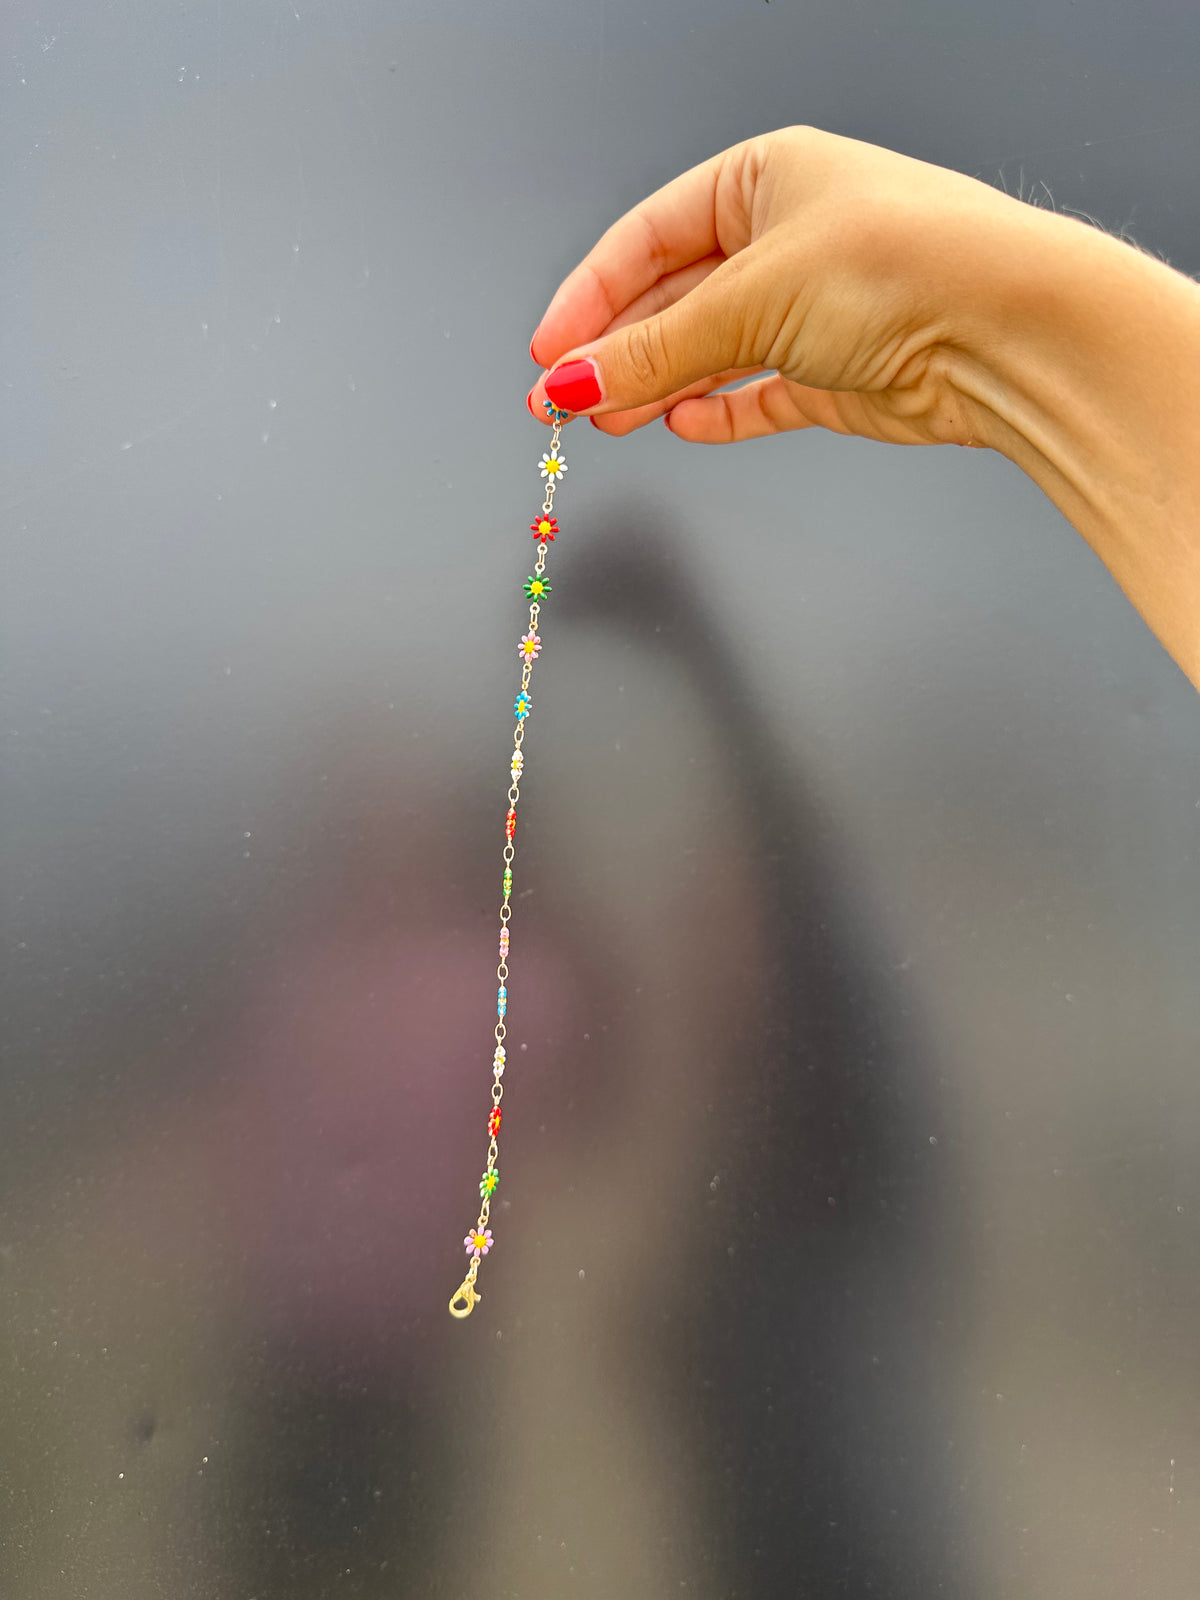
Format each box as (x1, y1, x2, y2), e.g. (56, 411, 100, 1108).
(941, 199, 1200, 680)
(951, 203, 1192, 468)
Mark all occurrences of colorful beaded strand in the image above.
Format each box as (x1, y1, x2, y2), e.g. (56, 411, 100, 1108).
(449, 402, 572, 1319)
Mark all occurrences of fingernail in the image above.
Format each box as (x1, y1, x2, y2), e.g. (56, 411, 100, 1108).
(663, 412, 674, 433)
(545, 357, 602, 413)
(525, 390, 537, 417)
(529, 334, 541, 365)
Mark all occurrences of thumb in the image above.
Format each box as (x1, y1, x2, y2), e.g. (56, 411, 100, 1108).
(543, 249, 772, 418)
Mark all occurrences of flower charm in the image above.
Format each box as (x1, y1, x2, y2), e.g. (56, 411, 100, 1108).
(505, 808, 517, 840)
(464, 1227, 493, 1259)
(519, 632, 541, 662)
(524, 574, 551, 601)
(510, 749, 523, 782)
(488, 1106, 502, 1138)
(543, 400, 570, 423)
(493, 1045, 506, 1076)
(514, 691, 532, 720)
(498, 928, 509, 960)
(539, 452, 567, 481)
(497, 984, 507, 1016)
(531, 516, 558, 542)
(479, 1169, 499, 1199)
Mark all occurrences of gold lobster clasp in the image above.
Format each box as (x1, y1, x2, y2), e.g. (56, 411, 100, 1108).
(448, 1273, 481, 1319)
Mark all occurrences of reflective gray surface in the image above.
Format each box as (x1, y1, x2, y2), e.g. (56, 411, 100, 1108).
(3, 2, 1199, 1596)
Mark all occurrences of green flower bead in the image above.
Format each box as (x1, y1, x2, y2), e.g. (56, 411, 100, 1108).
(480, 1169, 499, 1199)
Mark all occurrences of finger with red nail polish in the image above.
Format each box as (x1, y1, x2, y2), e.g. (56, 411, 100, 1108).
(544, 357, 603, 414)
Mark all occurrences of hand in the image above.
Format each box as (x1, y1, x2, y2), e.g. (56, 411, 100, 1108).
(528, 127, 1200, 686)
(527, 126, 1021, 447)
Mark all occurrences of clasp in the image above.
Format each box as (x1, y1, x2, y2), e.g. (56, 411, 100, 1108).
(449, 1274, 482, 1319)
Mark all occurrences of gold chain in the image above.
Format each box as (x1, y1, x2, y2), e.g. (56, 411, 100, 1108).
(449, 409, 570, 1319)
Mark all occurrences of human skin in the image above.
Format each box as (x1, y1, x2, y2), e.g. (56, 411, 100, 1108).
(526, 127, 1200, 687)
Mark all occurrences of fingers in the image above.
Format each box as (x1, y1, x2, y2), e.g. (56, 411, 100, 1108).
(586, 365, 768, 436)
(529, 142, 758, 367)
(538, 242, 778, 422)
(528, 254, 739, 426)
(659, 376, 845, 443)
(605, 251, 727, 334)
(662, 377, 963, 448)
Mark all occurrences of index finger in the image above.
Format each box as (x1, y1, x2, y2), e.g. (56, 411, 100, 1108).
(529, 142, 755, 369)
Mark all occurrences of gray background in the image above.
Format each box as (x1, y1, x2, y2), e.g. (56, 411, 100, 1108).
(3, 1, 1199, 1596)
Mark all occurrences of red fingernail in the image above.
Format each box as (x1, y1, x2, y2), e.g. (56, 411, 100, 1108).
(663, 412, 674, 433)
(526, 390, 537, 417)
(529, 334, 541, 365)
(545, 358, 602, 412)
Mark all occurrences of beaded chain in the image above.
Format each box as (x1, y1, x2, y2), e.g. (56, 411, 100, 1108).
(449, 400, 573, 1320)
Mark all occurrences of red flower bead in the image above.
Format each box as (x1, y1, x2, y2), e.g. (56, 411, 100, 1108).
(505, 808, 517, 840)
(488, 1107, 502, 1138)
(530, 515, 558, 542)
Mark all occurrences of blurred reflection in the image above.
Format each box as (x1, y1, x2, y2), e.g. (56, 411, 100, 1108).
(1, 508, 964, 1598)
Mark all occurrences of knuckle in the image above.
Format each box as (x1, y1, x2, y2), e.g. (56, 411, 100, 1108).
(623, 318, 671, 392)
(778, 123, 818, 152)
(727, 132, 770, 196)
(773, 123, 837, 183)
